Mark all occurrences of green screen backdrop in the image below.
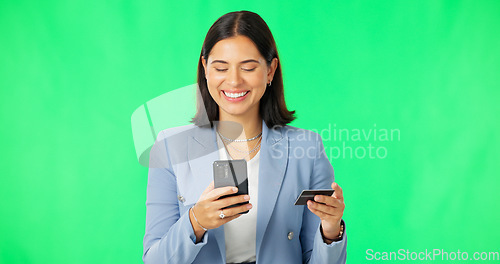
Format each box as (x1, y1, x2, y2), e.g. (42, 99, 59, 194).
(1, 0, 499, 263)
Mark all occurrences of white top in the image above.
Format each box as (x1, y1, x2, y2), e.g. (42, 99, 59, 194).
(216, 133, 259, 263)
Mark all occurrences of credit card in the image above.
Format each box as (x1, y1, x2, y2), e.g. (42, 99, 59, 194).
(294, 189, 334, 205)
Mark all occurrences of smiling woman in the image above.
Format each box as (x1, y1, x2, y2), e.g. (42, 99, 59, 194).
(143, 10, 347, 264)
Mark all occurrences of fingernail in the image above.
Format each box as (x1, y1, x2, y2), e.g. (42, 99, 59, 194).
(247, 204, 252, 209)
(314, 196, 320, 202)
(307, 201, 313, 206)
(232, 187, 238, 192)
(244, 195, 250, 201)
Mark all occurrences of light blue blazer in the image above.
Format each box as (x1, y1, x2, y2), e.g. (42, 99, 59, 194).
(143, 120, 347, 263)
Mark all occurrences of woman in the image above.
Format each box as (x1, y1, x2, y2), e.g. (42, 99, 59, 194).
(143, 11, 346, 264)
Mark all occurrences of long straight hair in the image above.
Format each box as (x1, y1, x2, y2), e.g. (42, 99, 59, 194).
(191, 11, 295, 128)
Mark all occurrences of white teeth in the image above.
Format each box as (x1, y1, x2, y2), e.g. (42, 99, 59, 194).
(223, 91, 248, 98)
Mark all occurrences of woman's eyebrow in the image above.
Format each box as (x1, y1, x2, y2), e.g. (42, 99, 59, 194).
(211, 59, 260, 64)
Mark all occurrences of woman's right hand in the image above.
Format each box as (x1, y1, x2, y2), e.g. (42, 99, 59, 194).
(189, 181, 252, 241)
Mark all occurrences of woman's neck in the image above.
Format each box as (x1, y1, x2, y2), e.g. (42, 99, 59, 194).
(217, 111, 262, 140)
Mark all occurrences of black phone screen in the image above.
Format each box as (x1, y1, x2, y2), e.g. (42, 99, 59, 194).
(213, 159, 249, 214)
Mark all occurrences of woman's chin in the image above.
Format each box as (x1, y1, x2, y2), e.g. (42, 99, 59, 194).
(220, 106, 255, 118)
(221, 110, 248, 117)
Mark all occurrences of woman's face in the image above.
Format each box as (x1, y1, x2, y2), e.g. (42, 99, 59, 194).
(202, 35, 277, 120)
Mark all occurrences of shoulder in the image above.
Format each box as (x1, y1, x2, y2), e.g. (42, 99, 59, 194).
(156, 123, 214, 144)
(150, 124, 208, 168)
(154, 124, 204, 157)
(155, 123, 215, 154)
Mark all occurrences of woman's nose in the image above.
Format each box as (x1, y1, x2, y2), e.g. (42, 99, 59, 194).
(226, 68, 243, 86)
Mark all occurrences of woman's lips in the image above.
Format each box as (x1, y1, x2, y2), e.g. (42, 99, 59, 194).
(221, 90, 250, 102)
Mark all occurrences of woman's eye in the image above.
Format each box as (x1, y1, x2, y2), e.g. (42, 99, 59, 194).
(214, 68, 256, 72)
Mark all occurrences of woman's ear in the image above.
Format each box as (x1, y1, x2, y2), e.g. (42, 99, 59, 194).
(267, 58, 278, 82)
(202, 56, 207, 77)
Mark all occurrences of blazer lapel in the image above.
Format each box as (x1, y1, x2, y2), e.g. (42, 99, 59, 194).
(187, 125, 227, 262)
(186, 125, 219, 201)
(256, 120, 289, 257)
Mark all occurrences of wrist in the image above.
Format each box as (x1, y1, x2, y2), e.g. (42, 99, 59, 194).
(189, 207, 207, 239)
(321, 219, 345, 244)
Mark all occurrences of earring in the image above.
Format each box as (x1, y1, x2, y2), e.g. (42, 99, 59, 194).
(268, 80, 272, 87)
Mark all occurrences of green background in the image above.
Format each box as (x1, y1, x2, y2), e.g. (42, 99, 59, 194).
(1, 0, 499, 263)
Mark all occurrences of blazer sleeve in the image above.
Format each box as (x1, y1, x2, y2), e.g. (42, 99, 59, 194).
(300, 134, 347, 264)
(142, 130, 209, 263)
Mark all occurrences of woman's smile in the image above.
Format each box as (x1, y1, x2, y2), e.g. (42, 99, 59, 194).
(221, 90, 250, 101)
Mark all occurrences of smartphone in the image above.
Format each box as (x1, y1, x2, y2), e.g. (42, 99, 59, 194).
(294, 189, 335, 205)
(213, 159, 249, 214)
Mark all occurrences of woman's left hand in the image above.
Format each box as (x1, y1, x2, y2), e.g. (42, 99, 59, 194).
(307, 182, 345, 241)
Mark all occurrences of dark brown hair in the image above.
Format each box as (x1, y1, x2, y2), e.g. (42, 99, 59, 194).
(191, 10, 295, 128)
